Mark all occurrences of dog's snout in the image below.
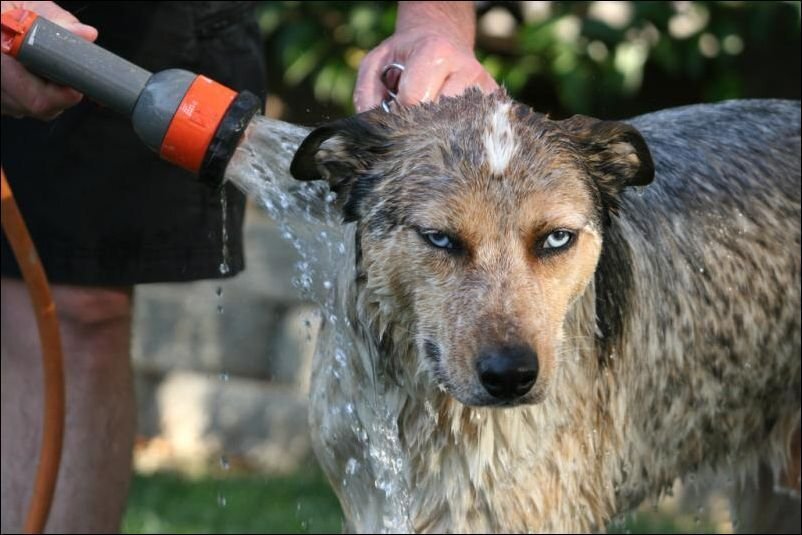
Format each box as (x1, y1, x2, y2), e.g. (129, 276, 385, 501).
(476, 345, 539, 400)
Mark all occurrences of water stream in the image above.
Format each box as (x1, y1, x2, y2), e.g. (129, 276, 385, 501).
(221, 115, 413, 532)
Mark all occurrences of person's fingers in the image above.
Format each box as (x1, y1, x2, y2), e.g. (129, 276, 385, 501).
(1, 87, 77, 120)
(20, 83, 81, 120)
(395, 49, 451, 107)
(354, 33, 498, 111)
(476, 71, 500, 94)
(33, 2, 98, 42)
(440, 66, 499, 99)
(65, 22, 97, 42)
(1, 54, 81, 119)
(1, 90, 26, 117)
(439, 69, 480, 99)
(353, 47, 390, 112)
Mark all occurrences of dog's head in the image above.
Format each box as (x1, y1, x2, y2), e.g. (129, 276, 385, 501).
(291, 90, 653, 407)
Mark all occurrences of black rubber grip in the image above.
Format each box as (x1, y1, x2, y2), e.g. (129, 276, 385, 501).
(198, 91, 262, 190)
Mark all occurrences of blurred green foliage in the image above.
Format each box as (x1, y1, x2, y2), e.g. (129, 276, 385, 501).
(258, 1, 800, 122)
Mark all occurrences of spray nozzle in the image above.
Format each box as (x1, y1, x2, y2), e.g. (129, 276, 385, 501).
(1, 8, 261, 189)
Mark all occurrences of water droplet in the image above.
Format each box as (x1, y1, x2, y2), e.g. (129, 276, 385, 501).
(219, 188, 230, 274)
(220, 455, 230, 470)
(219, 371, 229, 382)
(345, 458, 360, 475)
(217, 493, 227, 507)
(216, 286, 223, 297)
(217, 304, 224, 314)
(323, 280, 333, 290)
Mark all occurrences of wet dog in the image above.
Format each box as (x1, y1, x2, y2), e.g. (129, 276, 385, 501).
(290, 91, 801, 533)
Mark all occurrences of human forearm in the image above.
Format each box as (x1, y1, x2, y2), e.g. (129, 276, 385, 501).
(395, 1, 476, 48)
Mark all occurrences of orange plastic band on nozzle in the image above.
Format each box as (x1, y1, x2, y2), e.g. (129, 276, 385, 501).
(1, 8, 38, 56)
(159, 75, 237, 173)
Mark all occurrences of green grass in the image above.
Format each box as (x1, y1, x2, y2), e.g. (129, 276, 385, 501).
(608, 511, 716, 534)
(123, 468, 714, 534)
(122, 468, 342, 534)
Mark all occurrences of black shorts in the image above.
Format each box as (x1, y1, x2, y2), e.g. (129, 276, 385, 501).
(1, 1, 267, 285)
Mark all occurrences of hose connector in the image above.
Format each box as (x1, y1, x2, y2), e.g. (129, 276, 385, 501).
(2, 8, 262, 189)
(132, 71, 261, 189)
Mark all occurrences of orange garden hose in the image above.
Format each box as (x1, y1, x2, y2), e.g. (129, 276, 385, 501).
(1, 166, 65, 534)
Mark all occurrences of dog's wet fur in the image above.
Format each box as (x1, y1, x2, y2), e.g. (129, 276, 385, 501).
(290, 91, 801, 532)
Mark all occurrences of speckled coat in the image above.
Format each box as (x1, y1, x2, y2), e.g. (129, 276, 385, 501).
(290, 93, 801, 533)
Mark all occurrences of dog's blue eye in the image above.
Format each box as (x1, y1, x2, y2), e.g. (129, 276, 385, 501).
(422, 230, 458, 250)
(543, 230, 574, 250)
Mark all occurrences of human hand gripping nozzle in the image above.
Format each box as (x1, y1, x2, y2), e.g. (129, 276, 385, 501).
(1, 8, 261, 189)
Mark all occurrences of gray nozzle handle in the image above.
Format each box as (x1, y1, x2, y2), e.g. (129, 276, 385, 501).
(15, 16, 151, 117)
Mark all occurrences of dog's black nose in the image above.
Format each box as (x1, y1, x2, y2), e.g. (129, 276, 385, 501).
(476, 345, 538, 400)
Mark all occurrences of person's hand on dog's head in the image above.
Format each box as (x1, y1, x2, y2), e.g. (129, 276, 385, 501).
(1, 1, 98, 120)
(353, 1, 497, 113)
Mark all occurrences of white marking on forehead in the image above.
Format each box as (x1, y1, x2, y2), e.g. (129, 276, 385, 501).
(483, 102, 518, 175)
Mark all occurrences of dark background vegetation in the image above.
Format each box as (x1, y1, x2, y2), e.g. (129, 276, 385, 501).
(258, 1, 800, 124)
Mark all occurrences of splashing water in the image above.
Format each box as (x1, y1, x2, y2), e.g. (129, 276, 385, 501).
(222, 115, 413, 532)
(215, 282, 229, 505)
(219, 188, 230, 275)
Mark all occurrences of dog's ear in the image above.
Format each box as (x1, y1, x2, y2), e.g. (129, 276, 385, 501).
(290, 114, 390, 221)
(562, 115, 654, 211)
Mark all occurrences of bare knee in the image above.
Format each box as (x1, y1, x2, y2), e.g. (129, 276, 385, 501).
(2, 279, 133, 373)
(53, 285, 133, 329)
(52, 285, 134, 371)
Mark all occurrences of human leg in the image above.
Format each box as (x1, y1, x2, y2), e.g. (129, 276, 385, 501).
(1, 278, 135, 533)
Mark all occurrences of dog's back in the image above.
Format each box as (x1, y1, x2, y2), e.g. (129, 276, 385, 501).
(595, 99, 801, 508)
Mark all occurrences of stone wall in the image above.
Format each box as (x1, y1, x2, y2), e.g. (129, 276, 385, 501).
(131, 203, 320, 474)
